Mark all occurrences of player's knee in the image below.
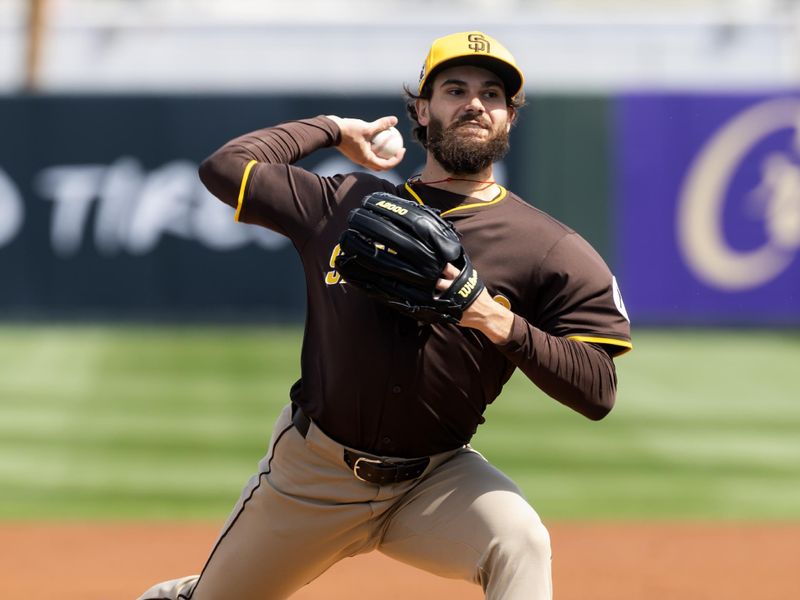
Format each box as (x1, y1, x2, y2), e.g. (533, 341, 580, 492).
(482, 516, 551, 574)
(477, 516, 551, 593)
(507, 517, 551, 561)
(477, 519, 552, 598)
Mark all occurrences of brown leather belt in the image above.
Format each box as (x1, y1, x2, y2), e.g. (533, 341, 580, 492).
(291, 404, 430, 485)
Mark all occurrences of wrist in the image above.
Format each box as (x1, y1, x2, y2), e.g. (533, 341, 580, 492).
(479, 309, 515, 344)
(325, 115, 343, 142)
(461, 291, 515, 344)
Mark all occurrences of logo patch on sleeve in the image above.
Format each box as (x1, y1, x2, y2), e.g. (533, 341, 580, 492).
(612, 276, 630, 322)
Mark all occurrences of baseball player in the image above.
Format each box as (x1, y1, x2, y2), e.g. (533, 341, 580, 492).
(138, 31, 631, 600)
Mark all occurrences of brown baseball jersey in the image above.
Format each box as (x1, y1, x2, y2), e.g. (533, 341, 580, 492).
(199, 116, 632, 458)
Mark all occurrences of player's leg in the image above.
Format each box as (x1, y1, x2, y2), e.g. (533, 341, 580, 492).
(377, 447, 552, 600)
(137, 405, 380, 600)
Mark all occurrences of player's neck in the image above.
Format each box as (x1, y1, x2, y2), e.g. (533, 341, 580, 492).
(418, 161, 498, 201)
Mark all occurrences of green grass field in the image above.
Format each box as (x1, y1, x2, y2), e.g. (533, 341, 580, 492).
(0, 325, 798, 521)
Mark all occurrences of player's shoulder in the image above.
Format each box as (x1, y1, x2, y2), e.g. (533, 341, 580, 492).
(493, 191, 579, 254)
(500, 191, 611, 266)
(501, 191, 576, 235)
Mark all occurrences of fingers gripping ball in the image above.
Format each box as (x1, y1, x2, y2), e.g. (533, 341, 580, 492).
(370, 127, 404, 159)
(334, 192, 485, 324)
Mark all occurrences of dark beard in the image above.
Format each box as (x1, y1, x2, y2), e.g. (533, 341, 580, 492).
(426, 115, 510, 175)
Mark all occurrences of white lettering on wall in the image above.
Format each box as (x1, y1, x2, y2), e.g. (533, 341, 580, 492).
(35, 157, 288, 258)
(36, 165, 105, 256)
(0, 168, 24, 249)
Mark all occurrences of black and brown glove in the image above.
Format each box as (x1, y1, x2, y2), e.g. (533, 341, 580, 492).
(334, 192, 485, 324)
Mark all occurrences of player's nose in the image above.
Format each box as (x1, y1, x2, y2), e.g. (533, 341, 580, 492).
(463, 95, 486, 114)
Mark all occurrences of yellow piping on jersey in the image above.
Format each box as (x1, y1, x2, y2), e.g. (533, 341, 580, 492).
(404, 182, 426, 205)
(568, 335, 633, 357)
(442, 187, 507, 216)
(234, 159, 258, 222)
(403, 182, 507, 216)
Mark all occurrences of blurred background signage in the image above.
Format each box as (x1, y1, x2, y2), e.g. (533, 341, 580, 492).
(617, 93, 800, 324)
(2, 0, 800, 325)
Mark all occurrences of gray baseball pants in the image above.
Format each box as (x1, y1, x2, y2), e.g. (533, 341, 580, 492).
(137, 404, 552, 599)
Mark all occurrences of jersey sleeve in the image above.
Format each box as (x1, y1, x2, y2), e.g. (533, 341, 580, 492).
(490, 230, 629, 419)
(199, 116, 347, 248)
(237, 162, 346, 247)
(533, 232, 632, 357)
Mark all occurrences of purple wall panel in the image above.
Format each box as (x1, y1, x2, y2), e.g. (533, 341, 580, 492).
(615, 93, 800, 325)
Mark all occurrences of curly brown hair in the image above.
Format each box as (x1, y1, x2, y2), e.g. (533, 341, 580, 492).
(403, 81, 525, 149)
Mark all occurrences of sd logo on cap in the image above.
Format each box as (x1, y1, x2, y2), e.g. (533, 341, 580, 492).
(418, 31, 524, 99)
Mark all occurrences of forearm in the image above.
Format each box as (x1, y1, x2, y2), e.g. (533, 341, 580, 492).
(198, 116, 340, 207)
(458, 290, 616, 418)
(495, 316, 618, 420)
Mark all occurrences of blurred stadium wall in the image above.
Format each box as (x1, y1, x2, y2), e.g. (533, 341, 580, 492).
(1, 0, 799, 324)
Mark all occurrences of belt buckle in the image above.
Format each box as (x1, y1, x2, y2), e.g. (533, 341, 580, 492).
(353, 456, 382, 483)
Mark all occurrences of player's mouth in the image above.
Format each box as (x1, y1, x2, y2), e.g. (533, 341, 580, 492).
(452, 114, 490, 131)
(451, 120, 490, 137)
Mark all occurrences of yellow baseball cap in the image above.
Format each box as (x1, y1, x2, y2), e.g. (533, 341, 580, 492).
(418, 31, 524, 99)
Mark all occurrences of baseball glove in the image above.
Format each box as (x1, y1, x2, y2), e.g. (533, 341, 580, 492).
(334, 192, 485, 324)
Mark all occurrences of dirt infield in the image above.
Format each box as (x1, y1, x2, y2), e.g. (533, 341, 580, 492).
(3, 522, 798, 599)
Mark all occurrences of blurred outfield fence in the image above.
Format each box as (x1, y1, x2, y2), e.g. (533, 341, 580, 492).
(1, 92, 799, 325)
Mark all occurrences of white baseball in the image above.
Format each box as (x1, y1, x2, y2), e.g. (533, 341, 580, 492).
(370, 127, 404, 159)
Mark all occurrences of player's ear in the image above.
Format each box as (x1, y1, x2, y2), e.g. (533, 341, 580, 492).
(506, 106, 516, 131)
(416, 98, 430, 126)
